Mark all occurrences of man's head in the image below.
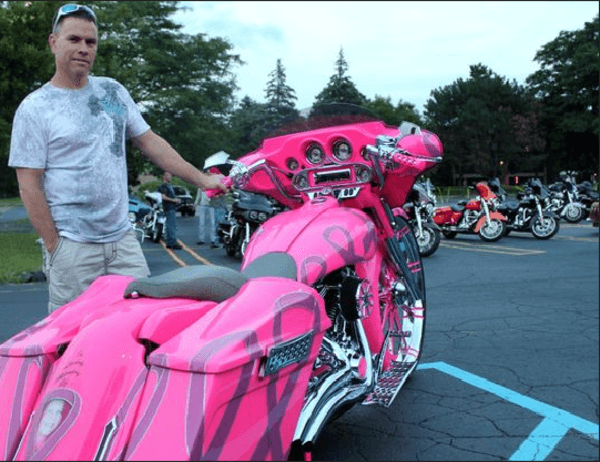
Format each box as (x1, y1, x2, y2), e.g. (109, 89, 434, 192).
(48, 4, 98, 88)
(163, 172, 172, 183)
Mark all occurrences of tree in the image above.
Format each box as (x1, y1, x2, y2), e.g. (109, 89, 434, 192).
(262, 58, 299, 138)
(364, 95, 423, 127)
(314, 47, 366, 106)
(526, 14, 599, 180)
(228, 96, 269, 156)
(424, 64, 545, 185)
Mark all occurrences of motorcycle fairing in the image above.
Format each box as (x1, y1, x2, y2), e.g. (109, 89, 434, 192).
(241, 196, 378, 286)
(122, 277, 330, 461)
(432, 206, 462, 225)
(474, 212, 507, 232)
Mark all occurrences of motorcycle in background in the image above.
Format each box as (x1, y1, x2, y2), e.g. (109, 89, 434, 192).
(547, 173, 587, 223)
(0, 104, 443, 461)
(218, 190, 285, 257)
(395, 179, 441, 257)
(432, 181, 506, 241)
(140, 191, 167, 243)
(489, 177, 560, 239)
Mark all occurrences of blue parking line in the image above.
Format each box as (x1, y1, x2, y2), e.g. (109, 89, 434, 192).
(417, 362, 599, 460)
(508, 418, 570, 461)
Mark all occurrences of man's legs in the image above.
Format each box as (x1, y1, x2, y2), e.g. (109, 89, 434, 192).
(165, 209, 177, 247)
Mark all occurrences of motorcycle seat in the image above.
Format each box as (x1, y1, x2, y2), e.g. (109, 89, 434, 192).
(124, 265, 249, 303)
(123, 252, 298, 303)
(498, 201, 519, 212)
(450, 203, 466, 212)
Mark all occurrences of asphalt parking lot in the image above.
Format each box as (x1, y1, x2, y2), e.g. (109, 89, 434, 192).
(0, 212, 598, 461)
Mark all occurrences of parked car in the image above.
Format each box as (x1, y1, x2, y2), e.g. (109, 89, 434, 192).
(172, 185, 195, 216)
(128, 194, 152, 224)
(590, 201, 599, 227)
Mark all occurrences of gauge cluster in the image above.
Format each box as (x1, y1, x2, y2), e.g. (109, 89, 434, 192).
(282, 137, 374, 193)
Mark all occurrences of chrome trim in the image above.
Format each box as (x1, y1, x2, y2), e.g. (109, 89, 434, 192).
(293, 319, 373, 445)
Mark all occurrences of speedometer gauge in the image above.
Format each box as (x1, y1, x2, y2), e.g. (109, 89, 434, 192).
(306, 144, 325, 164)
(332, 139, 352, 161)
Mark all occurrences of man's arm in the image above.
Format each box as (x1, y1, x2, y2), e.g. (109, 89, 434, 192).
(132, 130, 227, 192)
(15, 168, 60, 253)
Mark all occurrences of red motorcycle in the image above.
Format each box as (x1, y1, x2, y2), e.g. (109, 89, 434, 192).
(433, 181, 507, 242)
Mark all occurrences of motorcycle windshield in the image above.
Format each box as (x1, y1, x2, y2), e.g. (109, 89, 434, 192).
(261, 103, 382, 140)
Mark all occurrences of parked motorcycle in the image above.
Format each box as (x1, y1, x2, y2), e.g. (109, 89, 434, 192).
(489, 177, 560, 239)
(140, 191, 167, 243)
(574, 180, 599, 219)
(432, 181, 506, 241)
(0, 104, 443, 461)
(547, 174, 587, 223)
(218, 190, 284, 257)
(395, 179, 441, 257)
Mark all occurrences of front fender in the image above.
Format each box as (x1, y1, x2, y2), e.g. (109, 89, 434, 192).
(474, 212, 506, 233)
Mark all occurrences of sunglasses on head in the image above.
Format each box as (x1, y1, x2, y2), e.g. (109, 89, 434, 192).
(52, 4, 96, 31)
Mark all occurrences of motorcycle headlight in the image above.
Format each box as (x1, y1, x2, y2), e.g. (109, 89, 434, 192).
(249, 211, 258, 220)
(128, 212, 137, 222)
(258, 212, 268, 221)
(425, 203, 434, 215)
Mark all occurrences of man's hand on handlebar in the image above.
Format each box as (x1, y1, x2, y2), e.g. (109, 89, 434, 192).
(204, 173, 229, 193)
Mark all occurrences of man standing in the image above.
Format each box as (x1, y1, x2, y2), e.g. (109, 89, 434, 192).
(8, 4, 227, 313)
(158, 172, 181, 250)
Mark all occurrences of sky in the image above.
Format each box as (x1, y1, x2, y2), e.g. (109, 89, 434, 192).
(171, 1, 599, 115)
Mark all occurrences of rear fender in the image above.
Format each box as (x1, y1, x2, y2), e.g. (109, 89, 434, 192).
(474, 212, 506, 232)
(241, 197, 379, 286)
(123, 277, 330, 461)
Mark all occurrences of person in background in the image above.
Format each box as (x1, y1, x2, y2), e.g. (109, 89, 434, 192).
(8, 4, 227, 313)
(195, 187, 215, 247)
(158, 172, 181, 250)
(208, 167, 228, 249)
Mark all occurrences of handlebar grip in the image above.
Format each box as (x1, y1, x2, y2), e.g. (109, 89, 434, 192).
(205, 176, 232, 198)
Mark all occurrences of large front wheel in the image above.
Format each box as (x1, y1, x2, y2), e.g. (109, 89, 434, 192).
(478, 218, 505, 242)
(531, 215, 559, 239)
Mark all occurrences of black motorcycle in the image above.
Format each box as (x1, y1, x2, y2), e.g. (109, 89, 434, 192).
(575, 180, 600, 219)
(547, 174, 588, 223)
(400, 180, 441, 257)
(489, 177, 559, 240)
(218, 190, 284, 257)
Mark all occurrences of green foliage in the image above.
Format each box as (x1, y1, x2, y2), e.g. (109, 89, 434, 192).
(526, 14, 599, 178)
(314, 47, 366, 106)
(424, 64, 545, 186)
(364, 95, 423, 127)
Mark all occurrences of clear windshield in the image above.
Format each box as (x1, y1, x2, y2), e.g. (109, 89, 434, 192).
(263, 103, 382, 140)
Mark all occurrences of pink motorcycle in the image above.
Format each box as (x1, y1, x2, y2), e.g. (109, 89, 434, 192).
(0, 104, 443, 461)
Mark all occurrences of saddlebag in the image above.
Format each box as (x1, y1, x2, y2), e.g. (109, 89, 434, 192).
(123, 277, 330, 461)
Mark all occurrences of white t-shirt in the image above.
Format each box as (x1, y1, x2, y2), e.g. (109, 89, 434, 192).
(9, 76, 150, 243)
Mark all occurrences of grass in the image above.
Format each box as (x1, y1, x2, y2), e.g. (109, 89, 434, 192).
(0, 197, 23, 207)
(0, 231, 42, 283)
